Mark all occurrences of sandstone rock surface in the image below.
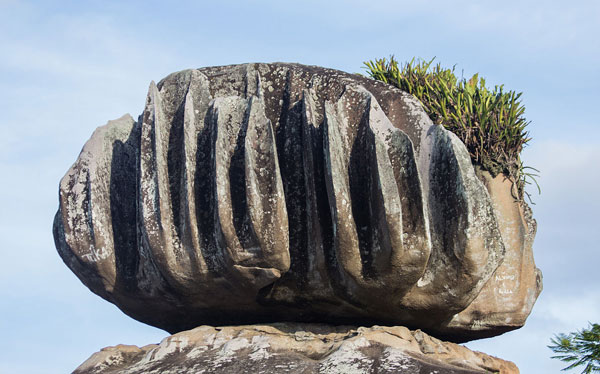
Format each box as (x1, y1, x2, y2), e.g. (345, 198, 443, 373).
(74, 323, 519, 374)
(53, 63, 541, 342)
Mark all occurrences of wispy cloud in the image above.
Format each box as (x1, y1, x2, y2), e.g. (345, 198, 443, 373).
(0, 4, 175, 78)
(0, 2, 598, 374)
(539, 291, 600, 328)
(524, 139, 600, 208)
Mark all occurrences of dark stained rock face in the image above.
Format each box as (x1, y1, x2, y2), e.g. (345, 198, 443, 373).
(53, 63, 542, 342)
(73, 324, 519, 374)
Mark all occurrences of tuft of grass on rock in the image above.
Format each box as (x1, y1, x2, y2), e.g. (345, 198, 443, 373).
(363, 56, 539, 203)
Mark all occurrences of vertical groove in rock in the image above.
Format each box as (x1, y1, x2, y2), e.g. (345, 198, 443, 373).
(139, 82, 191, 293)
(56, 114, 142, 300)
(211, 95, 287, 291)
(322, 87, 433, 304)
(179, 85, 201, 272)
(273, 69, 309, 290)
(323, 95, 362, 288)
(300, 89, 329, 290)
(179, 70, 213, 279)
(364, 94, 430, 289)
(211, 96, 252, 268)
(194, 102, 222, 275)
(111, 123, 140, 290)
(402, 126, 505, 318)
(244, 95, 290, 271)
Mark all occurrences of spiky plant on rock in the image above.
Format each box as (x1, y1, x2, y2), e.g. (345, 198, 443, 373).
(363, 57, 539, 202)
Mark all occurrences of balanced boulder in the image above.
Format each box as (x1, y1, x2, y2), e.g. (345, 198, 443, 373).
(53, 63, 541, 342)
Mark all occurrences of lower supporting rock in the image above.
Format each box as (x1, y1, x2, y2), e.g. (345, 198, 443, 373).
(74, 323, 518, 374)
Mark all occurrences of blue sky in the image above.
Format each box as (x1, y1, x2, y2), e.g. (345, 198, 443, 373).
(1, 1, 599, 373)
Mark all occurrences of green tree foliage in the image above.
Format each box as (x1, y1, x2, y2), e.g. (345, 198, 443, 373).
(549, 323, 600, 373)
(363, 56, 539, 202)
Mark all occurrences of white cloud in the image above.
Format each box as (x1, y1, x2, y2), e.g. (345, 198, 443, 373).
(522, 139, 600, 208)
(538, 291, 600, 329)
(0, 10, 171, 79)
(0, 2, 598, 374)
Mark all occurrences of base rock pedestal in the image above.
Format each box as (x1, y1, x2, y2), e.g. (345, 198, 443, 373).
(74, 323, 518, 374)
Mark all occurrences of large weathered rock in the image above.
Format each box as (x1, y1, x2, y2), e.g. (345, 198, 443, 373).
(73, 323, 519, 374)
(53, 63, 542, 342)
